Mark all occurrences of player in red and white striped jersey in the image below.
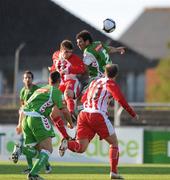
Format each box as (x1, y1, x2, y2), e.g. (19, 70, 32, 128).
(59, 64, 139, 179)
(49, 40, 86, 115)
(81, 68, 136, 117)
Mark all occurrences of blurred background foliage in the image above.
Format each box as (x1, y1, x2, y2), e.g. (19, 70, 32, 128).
(147, 56, 170, 102)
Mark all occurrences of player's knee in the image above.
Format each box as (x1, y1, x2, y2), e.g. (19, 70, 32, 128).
(110, 144, 118, 149)
(78, 148, 86, 153)
(79, 144, 88, 153)
(38, 138, 53, 153)
(42, 146, 53, 154)
(41, 148, 52, 156)
(107, 134, 118, 147)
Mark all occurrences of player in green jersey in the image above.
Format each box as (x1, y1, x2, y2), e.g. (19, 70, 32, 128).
(12, 71, 73, 180)
(75, 30, 126, 111)
(18, 70, 52, 174)
(20, 70, 39, 106)
(76, 29, 125, 79)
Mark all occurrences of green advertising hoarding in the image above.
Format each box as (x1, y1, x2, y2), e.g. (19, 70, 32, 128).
(144, 131, 170, 163)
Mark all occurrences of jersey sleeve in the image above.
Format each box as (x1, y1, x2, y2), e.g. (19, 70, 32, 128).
(19, 87, 24, 100)
(83, 51, 96, 65)
(102, 43, 110, 53)
(106, 80, 136, 117)
(50, 51, 59, 73)
(19, 87, 25, 106)
(81, 88, 89, 103)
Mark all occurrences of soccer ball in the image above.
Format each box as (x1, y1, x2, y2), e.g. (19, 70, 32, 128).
(103, 18, 116, 33)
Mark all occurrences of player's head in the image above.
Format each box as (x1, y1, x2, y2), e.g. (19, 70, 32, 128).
(76, 30, 93, 51)
(49, 71, 61, 85)
(23, 70, 34, 88)
(60, 40, 73, 59)
(105, 64, 119, 79)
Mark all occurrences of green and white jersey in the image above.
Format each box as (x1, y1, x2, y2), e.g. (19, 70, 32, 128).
(20, 84, 39, 103)
(24, 84, 63, 117)
(83, 41, 112, 78)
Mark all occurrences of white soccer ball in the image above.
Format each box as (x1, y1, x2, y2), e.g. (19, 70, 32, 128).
(103, 18, 116, 33)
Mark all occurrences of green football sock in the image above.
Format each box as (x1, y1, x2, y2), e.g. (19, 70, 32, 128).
(22, 146, 39, 169)
(30, 150, 49, 175)
(45, 161, 50, 167)
(26, 156, 33, 169)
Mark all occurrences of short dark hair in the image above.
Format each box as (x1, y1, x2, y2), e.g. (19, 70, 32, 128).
(50, 71, 60, 84)
(24, 70, 34, 79)
(76, 30, 93, 43)
(105, 64, 119, 78)
(60, 40, 74, 50)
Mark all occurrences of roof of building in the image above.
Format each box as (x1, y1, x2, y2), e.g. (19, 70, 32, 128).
(0, 0, 150, 71)
(119, 7, 170, 60)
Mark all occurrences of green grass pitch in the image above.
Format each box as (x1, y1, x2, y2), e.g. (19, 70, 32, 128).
(0, 161, 170, 180)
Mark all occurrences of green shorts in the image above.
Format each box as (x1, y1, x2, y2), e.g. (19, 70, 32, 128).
(22, 115, 55, 145)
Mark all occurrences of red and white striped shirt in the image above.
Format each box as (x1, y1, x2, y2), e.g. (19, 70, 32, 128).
(81, 77, 136, 117)
(50, 51, 85, 82)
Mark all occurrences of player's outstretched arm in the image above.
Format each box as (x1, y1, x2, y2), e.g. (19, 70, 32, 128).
(108, 46, 126, 55)
(16, 109, 24, 134)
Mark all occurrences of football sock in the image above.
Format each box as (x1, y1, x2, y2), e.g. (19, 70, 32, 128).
(109, 146, 119, 173)
(26, 156, 33, 169)
(52, 116, 69, 139)
(22, 146, 39, 169)
(68, 140, 83, 152)
(26, 158, 50, 170)
(30, 149, 50, 176)
(45, 161, 50, 167)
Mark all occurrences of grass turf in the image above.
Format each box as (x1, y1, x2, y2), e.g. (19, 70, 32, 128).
(0, 161, 170, 180)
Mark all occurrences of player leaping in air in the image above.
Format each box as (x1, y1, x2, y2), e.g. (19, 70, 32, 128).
(75, 30, 125, 85)
(74, 29, 126, 111)
(49, 40, 86, 119)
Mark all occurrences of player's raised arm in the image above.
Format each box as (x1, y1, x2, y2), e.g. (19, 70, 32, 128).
(108, 46, 126, 55)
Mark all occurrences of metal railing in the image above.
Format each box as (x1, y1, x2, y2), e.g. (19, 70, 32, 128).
(114, 101, 170, 126)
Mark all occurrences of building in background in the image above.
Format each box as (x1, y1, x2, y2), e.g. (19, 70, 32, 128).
(119, 8, 170, 100)
(0, 0, 151, 103)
